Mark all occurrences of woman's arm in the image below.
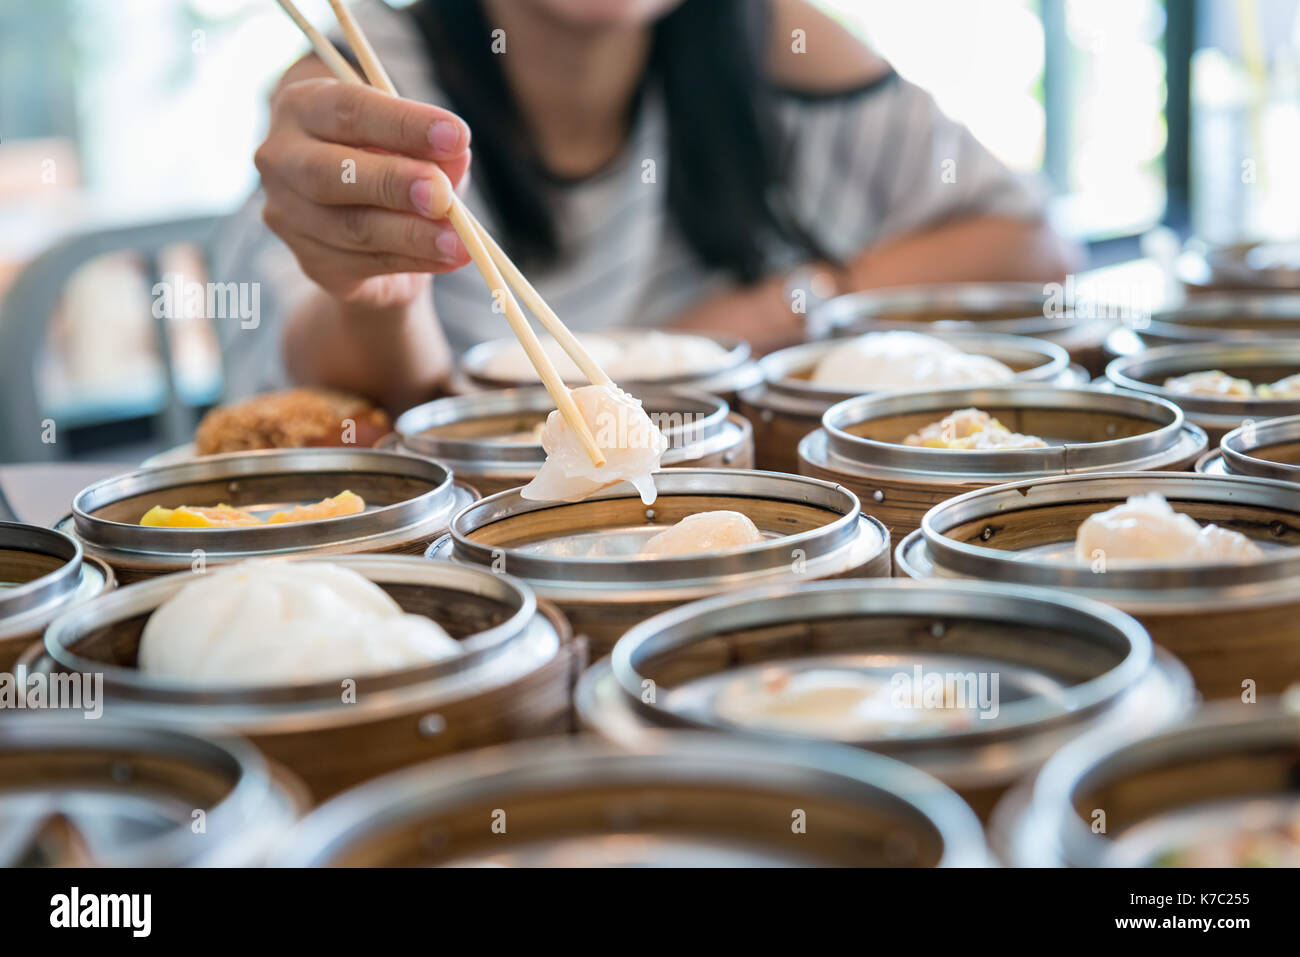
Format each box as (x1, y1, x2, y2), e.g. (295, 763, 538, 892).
(672, 215, 1080, 353)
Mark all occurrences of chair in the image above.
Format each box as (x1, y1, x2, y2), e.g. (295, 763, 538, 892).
(0, 215, 223, 463)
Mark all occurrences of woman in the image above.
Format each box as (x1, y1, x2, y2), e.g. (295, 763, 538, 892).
(233, 0, 1076, 411)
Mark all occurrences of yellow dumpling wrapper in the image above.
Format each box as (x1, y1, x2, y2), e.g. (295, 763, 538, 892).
(139, 504, 261, 528)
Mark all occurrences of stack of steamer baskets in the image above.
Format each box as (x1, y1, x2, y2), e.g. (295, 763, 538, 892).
(797, 384, 1206, 542)
(426, 469, 892, 658)
(381, 387, 753, 496)
(738, 329, 1074, 474)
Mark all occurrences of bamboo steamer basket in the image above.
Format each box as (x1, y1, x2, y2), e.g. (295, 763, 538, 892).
(1198, 413, 1300, 482)
(381, 388, 753, 496)
(455, 330, 763, 402)
(576, 579, 1194, 821)
(0, 716, 305, 866)
(1104, 342, 1300, 444)
(798, 385, 1206, 543)
(276, 732, 989, 866)
(896, 471, 1300, 700)
(58, 448, 476, 583)
(992, 701, 1300, 866)
(737, 331, 1073, 474)
(807, 281, 1119, 373)
(0, 523, 113, 674)
(426, 469, 891, 659)
(1105, 294, 1300, 360)
(22, 556, 585, 803)
(1178, 240, 1300, 294)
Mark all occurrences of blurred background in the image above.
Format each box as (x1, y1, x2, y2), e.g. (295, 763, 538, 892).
(1, 0, 1298, 462)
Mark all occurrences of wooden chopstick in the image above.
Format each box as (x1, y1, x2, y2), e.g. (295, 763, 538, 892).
(460, 205, 613, 387)
(282, 0, 609, 467)
(274, 0, 363, 85)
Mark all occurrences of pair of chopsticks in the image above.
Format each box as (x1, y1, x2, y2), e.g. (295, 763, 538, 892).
(275, 0, 611, 467)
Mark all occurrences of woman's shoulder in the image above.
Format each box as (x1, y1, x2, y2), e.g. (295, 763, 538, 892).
(765, 0, 896, 100)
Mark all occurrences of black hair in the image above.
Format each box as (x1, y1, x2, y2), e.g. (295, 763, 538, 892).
(408, 0, 828, 283)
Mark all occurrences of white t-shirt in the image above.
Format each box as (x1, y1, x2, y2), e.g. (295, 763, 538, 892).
(216, 0, 1044, 398)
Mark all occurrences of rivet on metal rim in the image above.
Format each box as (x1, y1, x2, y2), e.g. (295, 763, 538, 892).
(759, 410, 774, 423)
(931, 622, 945, 638)
(724, 450, 738, 464)
(645, 509, 655, 521)
(418, 714, 447, 737)
(872, 490, 885, 503)
(1106, 422, 1118, 436)
(980, 526, 994, 542)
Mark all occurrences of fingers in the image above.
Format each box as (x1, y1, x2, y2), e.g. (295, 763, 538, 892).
(260, 141, 458, 217)
(277, 228, 467, 294)
(263, 188, 468, 263)
(287, 79, 470, 162)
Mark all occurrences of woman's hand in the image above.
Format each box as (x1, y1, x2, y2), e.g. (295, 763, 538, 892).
(255, 66, 473, 311)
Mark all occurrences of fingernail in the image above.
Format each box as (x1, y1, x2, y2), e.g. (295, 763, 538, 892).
(435, 230, 462, 259)
(410, 179, 434, 217)
(428, 120, 465, 156)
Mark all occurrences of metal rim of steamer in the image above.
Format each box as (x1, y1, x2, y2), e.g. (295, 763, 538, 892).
(1219, 413, 1300, 483)
(39, 555, 544, 711)
(747, 331, 1073, 420)
(1105, 340, 1300, 425)
(459, 330, 757, 390)
(434, 468, 885, 592)
(1000, 701, 1300, 867)
(390, 387, 737, 470)
(0, 715, 300, 867)
(1135, 295, 1300, 347)
(0, 522, 85, 630)
(601, 578, 1156, 747)
(905, 471, 1300, 603)
(811, 384, 1201, 482)
(70, 448, 468, 560)
(805, 280, 1098, 341)
(272, 731, 990, 867)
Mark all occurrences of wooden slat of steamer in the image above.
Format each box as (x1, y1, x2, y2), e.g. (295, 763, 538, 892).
(735, 396, 819, 474)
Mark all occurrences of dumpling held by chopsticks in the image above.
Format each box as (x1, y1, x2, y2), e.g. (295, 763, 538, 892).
(521, 384, 668, 505)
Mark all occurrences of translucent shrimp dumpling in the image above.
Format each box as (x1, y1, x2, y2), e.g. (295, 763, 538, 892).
(521, 384, 668, 505)
(810, 331, 1015, 389)
(641, 510, 764, 556)
(1074, 493, 1263, 565)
